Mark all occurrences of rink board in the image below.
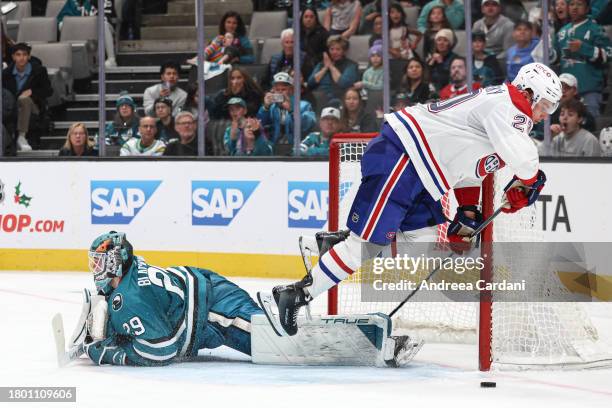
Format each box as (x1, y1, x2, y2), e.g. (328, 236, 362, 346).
(0, 160, 610, 276)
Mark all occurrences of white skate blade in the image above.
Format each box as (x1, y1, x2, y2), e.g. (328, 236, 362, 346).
(256, 292, 289, 337)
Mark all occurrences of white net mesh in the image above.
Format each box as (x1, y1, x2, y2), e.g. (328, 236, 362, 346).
(332, 136, 612, 369)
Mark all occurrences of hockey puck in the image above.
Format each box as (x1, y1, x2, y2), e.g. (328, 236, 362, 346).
(480, 381, 496, 388)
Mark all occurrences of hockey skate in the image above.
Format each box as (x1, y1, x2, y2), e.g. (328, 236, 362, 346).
(257, 274, 313, 337)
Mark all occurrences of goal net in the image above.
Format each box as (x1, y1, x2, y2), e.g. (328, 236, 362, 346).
(328, 133, 612, 370)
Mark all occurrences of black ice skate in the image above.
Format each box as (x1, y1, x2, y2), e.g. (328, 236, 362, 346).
(257, 274, 312, 337)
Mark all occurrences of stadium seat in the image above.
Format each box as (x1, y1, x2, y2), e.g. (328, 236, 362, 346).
(240, 64, 268, 85)
(45, 0, 64, 17)
(403, 5, 419, 28)
(248, 11, 288, 40)
(317, 9, 326, 25)
(365, 90, 383, 118)
(259, 38, 281, 65)
(2, 1, 31, 38)
(31, 42, 74, 107)
(453, 30, 466, 57)
(17, 17, 57, 43)
(59, 16, 98, 80)
(605, 26, 612, 41)
(346, 35, 371, 65)
(214, 0, 253, 21)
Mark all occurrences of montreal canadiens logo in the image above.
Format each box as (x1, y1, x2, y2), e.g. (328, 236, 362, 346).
(476, 154, 505, 177)
(351, 212, 360, 223)
(386, 231, 396, 240)
(112, 293, 123, 311)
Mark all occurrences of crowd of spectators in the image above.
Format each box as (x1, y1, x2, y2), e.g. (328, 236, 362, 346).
(2, 0, 612, 159)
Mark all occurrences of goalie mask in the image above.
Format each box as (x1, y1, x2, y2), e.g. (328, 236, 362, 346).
(88, 231, 134, 296)
(512, 63, 562, 114)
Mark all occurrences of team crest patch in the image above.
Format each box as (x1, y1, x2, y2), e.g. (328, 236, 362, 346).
(112, 293, 123, 311)
(475, 153, 505, 178)
(386, 231, 396, 240)
(351, 212, 359, 223)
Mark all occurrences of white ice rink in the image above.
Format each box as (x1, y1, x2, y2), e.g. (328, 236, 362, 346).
(1, 272, 611, 408)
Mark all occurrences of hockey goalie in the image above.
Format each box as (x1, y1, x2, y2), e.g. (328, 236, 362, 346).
(52, 231, 421, 368)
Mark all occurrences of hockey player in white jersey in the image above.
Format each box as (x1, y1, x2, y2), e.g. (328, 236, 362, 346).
(260, 62, 562, 336)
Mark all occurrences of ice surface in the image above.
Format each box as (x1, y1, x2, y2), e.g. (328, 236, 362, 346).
(1, 272, 611, 408)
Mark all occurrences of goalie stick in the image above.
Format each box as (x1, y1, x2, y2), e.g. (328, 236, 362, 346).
(52, 313, 85, 367)
(51, 288, 93, 367)
(388, 204, 504, 318)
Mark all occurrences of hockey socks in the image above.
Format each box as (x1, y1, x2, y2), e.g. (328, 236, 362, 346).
(306, 233, 369, 298)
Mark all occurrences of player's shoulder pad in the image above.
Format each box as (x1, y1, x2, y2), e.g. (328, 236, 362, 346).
(506, 83, 533, 119)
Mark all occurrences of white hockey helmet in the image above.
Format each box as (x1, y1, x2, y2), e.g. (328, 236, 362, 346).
(512, 63, 562, 114)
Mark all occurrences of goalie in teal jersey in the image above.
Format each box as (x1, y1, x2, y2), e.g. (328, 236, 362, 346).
(84, 231, 263, 366)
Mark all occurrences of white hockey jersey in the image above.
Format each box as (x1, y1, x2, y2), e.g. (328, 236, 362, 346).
(384, 84, 538, 202)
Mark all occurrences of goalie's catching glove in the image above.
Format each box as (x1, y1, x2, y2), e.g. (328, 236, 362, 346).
(447, 205, 483, 255)
(502, 170, 546, 214)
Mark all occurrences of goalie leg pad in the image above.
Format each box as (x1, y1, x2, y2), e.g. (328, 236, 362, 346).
(252, 313, 418, 367)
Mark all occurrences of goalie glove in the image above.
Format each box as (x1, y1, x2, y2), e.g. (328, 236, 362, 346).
(447, 205, 484, 255)
(502, 170, 546, 214)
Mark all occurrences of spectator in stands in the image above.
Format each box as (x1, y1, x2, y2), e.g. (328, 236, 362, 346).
(399, 58, 437, 105)
(300, 6, 330, 65)
(506, 20, 539, 81)
(215, 11, 254, 64)
(389, 4, 422, 61)
(58, 122, 97, 157)
(121, 116, 166, 156)
(258, 72, 316, 149)
(417, 0, 465, 32)
(153, 97, 178, 143)
(554, 0, 611, 119)
(307, 36, 359, 102)
(473, 0, 515, 59)
(268, 29, 313, 86)
(119, 0, 142, 40)
(471, 31, 504, 86)
(553, 0, 570, 31)
(57, 0, 118, 67)
(188, 32, 239, 65)
(2, 43, 53, 152)
(143, 61, 187, 117)
(369, 14, 383, 47)
(103, 92, 140, 146)
(163, 111, 199, 156)
(2, 89, 16, 155)
(545, 99, 601, 157)
(340, 87, 377, 133)
(324, 0, 362, 39)
(224, 98, 272, 156)
(360, 0, 381, 34)
(426, 29, 458, 90)
(301, 106, 342, 157)
(423, 6, 453, 57)
(550, 73, 596, 134)
(439, 57, 481, 100)
(212, 67, 264, 119)
(354, 43, 384, 92)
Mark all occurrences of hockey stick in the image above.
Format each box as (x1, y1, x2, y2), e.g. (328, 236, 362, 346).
(388, 205, 504, 318)
(52, 313, 85, 367)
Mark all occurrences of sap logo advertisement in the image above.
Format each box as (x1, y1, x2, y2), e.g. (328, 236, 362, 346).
(91, 181, 162, 224)
(192, 181, 260, 226)
(288, 182, 328, 228)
